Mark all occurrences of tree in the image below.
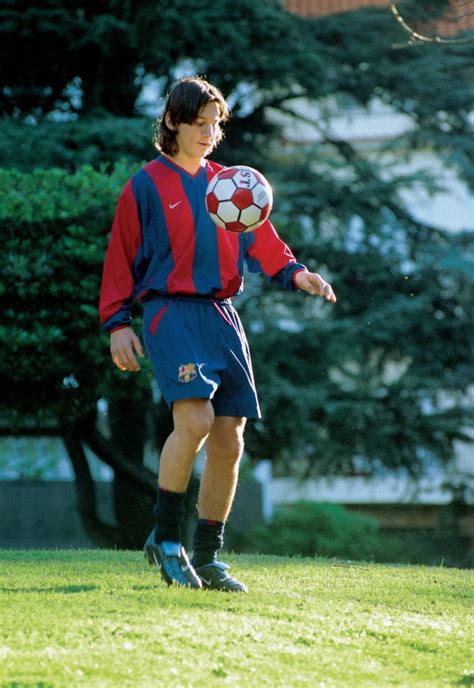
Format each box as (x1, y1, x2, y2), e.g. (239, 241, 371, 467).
(0, 0, 142, 117)
(1, 1, 472, 544)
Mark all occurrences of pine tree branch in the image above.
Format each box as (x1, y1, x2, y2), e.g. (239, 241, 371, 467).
(276, 103, 460, 239)
(390, 2, 474, 45)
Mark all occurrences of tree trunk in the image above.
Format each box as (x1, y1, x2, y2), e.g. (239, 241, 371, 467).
(63, 431, 120, 547)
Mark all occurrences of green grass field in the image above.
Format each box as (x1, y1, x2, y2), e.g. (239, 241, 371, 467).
(1, 551, 472, 687)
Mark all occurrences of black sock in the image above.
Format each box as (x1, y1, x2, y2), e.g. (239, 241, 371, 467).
(153, 487, 187, 544)
(192, 519, 225, 568)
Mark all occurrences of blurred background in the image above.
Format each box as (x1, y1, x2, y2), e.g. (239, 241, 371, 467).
(1, 0, 473, 567)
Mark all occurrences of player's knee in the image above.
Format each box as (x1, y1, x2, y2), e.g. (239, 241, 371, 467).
(234, 433, 245, 460)
(189, 413, 214, 441)
(222, 432, 245, 465)
(173, 399, 214, 440)
(208, 417, 246, 464)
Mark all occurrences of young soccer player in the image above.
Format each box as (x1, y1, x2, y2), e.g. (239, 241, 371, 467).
(99, 76, 336, 592)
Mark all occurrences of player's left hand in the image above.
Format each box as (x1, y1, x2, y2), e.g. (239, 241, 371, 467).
(295, 270, 337, 302)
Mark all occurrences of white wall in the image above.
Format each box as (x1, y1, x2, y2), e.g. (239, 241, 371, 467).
(267, 96, 473, 233)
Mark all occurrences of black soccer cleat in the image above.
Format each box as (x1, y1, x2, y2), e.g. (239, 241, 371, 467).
(144, 530, 202, 589)
(194, 561, 248, 593)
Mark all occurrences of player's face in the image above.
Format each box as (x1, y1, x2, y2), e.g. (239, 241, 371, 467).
(170, 101, 221, 169)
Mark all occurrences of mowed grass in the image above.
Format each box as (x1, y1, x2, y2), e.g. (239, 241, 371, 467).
(0, 551, 472, 688)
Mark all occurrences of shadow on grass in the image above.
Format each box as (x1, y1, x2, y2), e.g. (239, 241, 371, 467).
(4, 683, 53, 688)
(1, 584, 97, 594)
(456, 675, 474, 686)
(5, 683, 54, 688)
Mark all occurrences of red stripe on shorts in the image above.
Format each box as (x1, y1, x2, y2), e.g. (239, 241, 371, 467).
(150, 305, 170, 335)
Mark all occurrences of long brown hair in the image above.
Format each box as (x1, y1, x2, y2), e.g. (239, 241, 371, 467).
(153, 77, 230, 155)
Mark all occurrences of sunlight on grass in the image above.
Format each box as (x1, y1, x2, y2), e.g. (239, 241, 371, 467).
(1, 551, 472, 687)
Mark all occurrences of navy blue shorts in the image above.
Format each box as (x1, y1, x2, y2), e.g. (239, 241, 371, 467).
(142, 296, 261, 419)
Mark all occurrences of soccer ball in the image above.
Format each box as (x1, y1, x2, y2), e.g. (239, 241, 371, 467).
(205, 165, 273, 233)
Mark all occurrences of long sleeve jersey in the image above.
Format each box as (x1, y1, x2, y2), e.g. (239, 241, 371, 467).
(99, 155, 306, 332)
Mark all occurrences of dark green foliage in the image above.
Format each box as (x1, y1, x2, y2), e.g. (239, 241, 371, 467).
(0, 0, 141, 117)
(227, 500, 471, 567)
(239, 130, 473, 473)
(1, 1, 473, 479)
(3, 1, 473, 186)
(228, 500, 394, 562)
(256, 501, 386, 560)
(0, 163, 149, 428)
(0, 117, 155, 172)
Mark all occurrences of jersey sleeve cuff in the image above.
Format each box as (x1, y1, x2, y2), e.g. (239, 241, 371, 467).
(271, 262, 307, 291)
(100, 311, 133, 333)
(108, 324, 131, 334)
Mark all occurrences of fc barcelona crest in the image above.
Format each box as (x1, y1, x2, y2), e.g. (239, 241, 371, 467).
(178, 363, 197, 383)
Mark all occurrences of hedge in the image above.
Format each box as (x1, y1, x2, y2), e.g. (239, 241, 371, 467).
(0, 162, 147, 427)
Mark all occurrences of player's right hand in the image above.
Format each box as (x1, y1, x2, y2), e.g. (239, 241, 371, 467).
(110, 327, 145, 372)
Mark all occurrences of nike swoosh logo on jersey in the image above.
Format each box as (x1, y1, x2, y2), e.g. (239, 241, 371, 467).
(169, 201, 182, 209)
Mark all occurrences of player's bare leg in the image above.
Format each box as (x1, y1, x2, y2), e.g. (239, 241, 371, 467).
(192, 415, 248, 592)
(198, 415, 246, 521)
(158, 398, 215, 491)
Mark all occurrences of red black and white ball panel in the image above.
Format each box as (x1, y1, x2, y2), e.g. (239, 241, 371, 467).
(205, 165, 273, 233)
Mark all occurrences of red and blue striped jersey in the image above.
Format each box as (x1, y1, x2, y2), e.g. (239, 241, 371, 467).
(99, 155, 306, 331)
